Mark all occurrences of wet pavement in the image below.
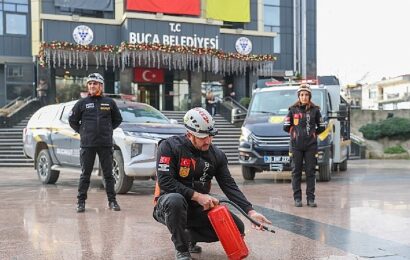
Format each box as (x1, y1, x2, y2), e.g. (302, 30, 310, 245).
(1, 159, 410, 260)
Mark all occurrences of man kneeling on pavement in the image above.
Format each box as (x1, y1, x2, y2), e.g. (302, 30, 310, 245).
(153, 107, 271, 260)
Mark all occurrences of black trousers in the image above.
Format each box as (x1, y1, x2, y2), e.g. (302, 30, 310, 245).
(39, 95, 48, 107)
(153, 193, 245, 252)
(291, 149, 316, 201)
(77, 147, 116, 202)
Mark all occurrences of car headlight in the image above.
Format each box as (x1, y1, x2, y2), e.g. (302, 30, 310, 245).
(131, 143, 142, 158)
(124, 131, 160, 140)
(240, 127, 252, 142)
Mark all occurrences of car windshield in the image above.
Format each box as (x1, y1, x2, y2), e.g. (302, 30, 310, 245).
(119, 104, 170, 124)
(249, 89, 324, 116)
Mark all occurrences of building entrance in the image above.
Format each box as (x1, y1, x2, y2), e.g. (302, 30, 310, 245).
(137, 84, 160, 109)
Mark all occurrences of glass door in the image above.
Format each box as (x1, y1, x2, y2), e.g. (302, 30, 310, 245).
(137, 84, 160, 109)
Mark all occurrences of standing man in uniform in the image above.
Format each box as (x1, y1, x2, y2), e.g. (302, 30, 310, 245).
(69, 73, 123, 213)
(153, 107, 271, 260)
(283, 84, 326, 207)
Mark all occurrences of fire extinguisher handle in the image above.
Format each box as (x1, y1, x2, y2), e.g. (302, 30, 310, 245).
(219, 199, 275, 233)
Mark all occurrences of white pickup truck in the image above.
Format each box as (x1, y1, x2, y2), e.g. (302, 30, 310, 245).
(23, 99, 185, 194)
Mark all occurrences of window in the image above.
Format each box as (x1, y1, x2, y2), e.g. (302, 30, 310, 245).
(222, 22, 244, 29)
(264, 2, 280, 53)
(6, 13, 26, 35)
(369, 90, 376, 99)
(7, 64, 23, 78)
(60, 105, 74, 123)
(16, 4, 28, 12)
(264, 6, 280, 27)
(2, 0, 28, 12)
(264, 0, 279, 5)
(4, 3, 15, 12)
(273, 33, 280, 53)
(264, 26, 280, 53)
(249, 89, 325, 116)
(54, 0, 114, 19)
(5, 0, 28, 4)
(7, 64, 33, 81)
(0, 0, 29, 35)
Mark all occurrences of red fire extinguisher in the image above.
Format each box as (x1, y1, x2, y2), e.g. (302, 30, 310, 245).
(208, 200, 275, 260)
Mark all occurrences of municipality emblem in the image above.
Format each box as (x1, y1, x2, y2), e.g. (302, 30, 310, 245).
(73, 25, 94, 45)
(235, 37, 252, 55)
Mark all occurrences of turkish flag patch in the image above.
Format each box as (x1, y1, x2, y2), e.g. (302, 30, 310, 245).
(180, 158, 191, 167)
(159, 156, 171, 164)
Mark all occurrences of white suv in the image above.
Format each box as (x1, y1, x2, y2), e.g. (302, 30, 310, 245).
(23, 99, 185, 194)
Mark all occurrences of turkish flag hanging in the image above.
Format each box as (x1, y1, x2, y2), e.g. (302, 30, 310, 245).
(126, 0, 200, 16)
(134, 68, 164, 83)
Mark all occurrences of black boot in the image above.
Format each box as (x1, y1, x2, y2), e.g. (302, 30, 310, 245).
(294, 199, 302, 207)
(108, 200, 121, 211)
(175, 250, 192, 260)
(188, 242, 202, 253)
(77, 200, 85, 213)
(307, 200, 317, 207)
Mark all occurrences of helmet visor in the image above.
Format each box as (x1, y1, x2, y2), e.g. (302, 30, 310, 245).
(185, 125, 218, 138)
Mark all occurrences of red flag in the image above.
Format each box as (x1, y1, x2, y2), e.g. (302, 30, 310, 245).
(180, 158, 191, 167)
(159, 156, 171, 164)
(134, 68, 164, 83)
(126, 0, 200, 16)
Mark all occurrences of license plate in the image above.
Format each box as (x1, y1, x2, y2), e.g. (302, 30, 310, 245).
(264, 156, 290, 163)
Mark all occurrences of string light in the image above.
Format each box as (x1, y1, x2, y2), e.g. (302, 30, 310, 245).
(39, 41, 276, 75)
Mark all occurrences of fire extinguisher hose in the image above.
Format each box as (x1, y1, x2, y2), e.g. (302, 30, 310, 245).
(219, 199, 275, 233)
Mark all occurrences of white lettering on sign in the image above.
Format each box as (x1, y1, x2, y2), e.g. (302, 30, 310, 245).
(169, 23, 181, 32)
(129, 23, 219, 49)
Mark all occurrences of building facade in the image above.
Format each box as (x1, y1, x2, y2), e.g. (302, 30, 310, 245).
(0, 0, 33, 107)
(2, 0, 317, 110)
(362, 75, 410, 110)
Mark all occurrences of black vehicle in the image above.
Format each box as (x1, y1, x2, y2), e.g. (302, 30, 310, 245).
(238, 79, 350, 181)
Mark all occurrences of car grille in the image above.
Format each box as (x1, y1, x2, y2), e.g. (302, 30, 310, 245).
(250, 134, 290, 147)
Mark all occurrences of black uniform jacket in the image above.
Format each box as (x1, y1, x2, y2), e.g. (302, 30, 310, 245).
(69, 95, 122, 148)
(156, 135, 253, 213)
(283, 102, 326, 151)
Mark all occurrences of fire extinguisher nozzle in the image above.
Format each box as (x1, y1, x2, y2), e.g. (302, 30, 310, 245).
(219, 199, 275, 234)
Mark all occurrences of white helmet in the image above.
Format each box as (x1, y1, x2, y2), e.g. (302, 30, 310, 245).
(184, 107, 218, 138)
(297, 83, 312, 95)
(86, 73, 104, 85)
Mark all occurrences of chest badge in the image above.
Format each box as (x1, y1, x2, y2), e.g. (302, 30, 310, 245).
(86, 103, 95, 109)
(294, 113, 300, 126)
(179, 158, 191, 178)
(179, 167, 190, 178)
(100, 103, 111, 111)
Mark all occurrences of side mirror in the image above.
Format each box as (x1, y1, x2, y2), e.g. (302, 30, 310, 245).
(338, 103, 348, 121)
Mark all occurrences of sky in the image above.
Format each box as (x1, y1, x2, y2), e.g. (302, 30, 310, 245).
(317, 0, 410, 85)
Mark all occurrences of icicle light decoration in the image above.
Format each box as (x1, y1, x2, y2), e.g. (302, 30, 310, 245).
(39, 41, 276, 75)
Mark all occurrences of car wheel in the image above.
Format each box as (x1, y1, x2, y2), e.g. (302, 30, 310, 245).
(242, 166, 256, 180)
(339, 159, 348, 171)
(318, 156, 332, 182)
(36, 149, 60, 184)
(111, 150, 133, 194)
(332, 163, 338, 172)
